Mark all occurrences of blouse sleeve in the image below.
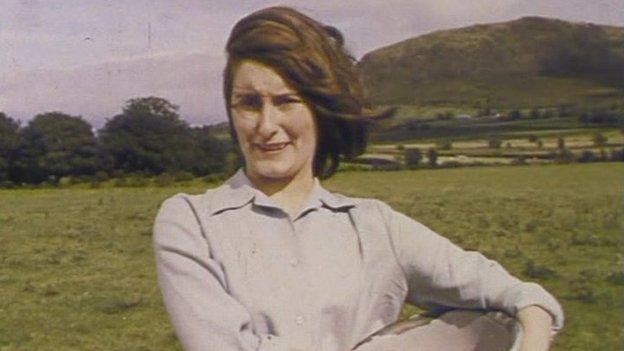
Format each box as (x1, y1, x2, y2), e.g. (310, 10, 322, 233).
(153, 195, 300, 351)
(378, 201, 564, 332)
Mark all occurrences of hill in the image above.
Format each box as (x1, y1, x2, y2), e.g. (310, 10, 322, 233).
(359, 17, 624, 110)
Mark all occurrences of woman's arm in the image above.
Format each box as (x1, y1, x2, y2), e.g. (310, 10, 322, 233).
(378, 201, 564, 336)
(153, 194, 299, 351)
(517, 305, 555, 351)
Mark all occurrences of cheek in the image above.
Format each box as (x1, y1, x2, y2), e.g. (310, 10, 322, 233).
(232, 118, 253, 147)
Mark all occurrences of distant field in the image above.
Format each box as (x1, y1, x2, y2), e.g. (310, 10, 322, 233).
(1, 163, 622, 350)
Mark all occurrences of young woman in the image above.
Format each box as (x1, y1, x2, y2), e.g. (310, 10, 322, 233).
(153, 7, 563, 351)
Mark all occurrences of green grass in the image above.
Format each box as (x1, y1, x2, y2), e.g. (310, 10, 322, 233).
(1, 163, 622, 350)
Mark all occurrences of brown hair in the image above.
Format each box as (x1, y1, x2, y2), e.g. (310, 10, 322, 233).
(224, 6, 392, 179)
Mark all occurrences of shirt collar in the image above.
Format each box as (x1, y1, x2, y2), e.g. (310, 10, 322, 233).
(208, 169, 356, 215)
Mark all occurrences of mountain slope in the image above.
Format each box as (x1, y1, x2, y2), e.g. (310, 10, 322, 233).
(359, 17, 624, 109)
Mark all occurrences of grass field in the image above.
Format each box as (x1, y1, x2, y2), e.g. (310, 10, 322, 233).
(1, 163, 622, 350)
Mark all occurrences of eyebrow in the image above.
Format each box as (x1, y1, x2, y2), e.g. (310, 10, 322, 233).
(231, 87, 298, 96)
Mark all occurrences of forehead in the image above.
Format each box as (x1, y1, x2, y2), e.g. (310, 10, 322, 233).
(231, 60, 296, 94)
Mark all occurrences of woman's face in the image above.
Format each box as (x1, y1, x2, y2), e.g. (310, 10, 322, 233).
(229, 60, 318, 183)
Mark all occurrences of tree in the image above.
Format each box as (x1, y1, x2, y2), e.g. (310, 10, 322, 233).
(99, 97, 227, 176)
(507, 110, 522, 120)
(427, 148, 438, 167)
(99, 97, 191, 174)
(404, 148, 423, 168)
(12, 112, 101, 183)
(0, 113, 19, 182)
(592, 133, 607, 147)
(187, 126, 230, 175)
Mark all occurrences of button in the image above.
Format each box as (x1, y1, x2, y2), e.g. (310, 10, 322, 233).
(289, 258, 299, 267)
(295, 316, 305, 325)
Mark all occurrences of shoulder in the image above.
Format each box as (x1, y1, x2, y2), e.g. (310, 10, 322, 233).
(328, 191, 397, 223)
(157, 191, 212, 219)
(337, 192, 433, 238)
(157, 179, 239, 216)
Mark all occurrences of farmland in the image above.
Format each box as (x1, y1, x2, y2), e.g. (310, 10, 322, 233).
(1, 163, 622, 350)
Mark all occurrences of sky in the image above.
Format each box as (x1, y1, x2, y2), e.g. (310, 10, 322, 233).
(1, 0, 622, 127)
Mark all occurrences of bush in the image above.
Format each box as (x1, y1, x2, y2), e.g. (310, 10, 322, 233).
(203, 173, 226, 183)
(125, 175, 149, 187)
(0, 181, 15, 189)
(173, 171, 195, 182)
(507, 109, 522, 120)
(404, 148, 423, 168)
(155, 173, 175, 187)
(488, 138, 502, 149)
(94, 171, 109, 182)
(610, 148, 624, 161)
(553, 148, 575, 163)
(511, 156, 527, 165)
(592, 133, 608, 147)
(578, 150, 598, 162)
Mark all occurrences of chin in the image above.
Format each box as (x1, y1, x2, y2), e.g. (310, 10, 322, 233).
(249, 161, 304, 182)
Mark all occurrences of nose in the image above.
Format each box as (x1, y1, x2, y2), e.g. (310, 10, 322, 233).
(256, 100, 280, 138)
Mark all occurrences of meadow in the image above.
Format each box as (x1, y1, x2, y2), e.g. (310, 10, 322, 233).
(0, 163, 622, 350)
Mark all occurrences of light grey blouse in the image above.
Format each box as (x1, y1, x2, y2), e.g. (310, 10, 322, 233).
(153, 169, 563, 351)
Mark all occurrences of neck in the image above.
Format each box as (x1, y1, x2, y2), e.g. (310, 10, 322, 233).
(246, 168, 315, 216)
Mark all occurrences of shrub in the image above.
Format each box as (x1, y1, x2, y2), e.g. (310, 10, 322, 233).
(173, 171, 195, 182)
(404, 148, 423, 168)
(578, 150, 598, 162)
(507, 109, 522, 120)
(155, 173, 175, 187)
(0, 181, 15, 189)
(511, 156, 527, 165)
(203, 173, 226, 183)
(488, 138, 502, 149)
(592, 133, 607, 147)
(125, 175, 149, 187)
(610, 148, 624, 161)
(94, 171, 109, 182)
(554, 148, 575, 163)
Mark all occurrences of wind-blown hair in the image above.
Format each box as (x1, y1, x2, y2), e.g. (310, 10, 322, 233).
(224, 6, 393, 179)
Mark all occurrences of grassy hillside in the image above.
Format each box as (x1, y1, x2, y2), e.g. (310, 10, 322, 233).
(359, 17, 624, 110)
(0, 163, 622, 350)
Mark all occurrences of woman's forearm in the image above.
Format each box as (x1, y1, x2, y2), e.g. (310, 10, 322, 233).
(517, 305, 554, 351)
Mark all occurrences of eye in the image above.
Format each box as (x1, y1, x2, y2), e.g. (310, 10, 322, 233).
(232, 94, 262, 111)
(273, 94, 302, 107)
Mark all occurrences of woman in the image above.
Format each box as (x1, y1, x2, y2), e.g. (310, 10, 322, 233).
(153, 6, 563, 351)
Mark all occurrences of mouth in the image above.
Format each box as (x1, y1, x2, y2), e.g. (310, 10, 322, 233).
(254, 141, 292, 152)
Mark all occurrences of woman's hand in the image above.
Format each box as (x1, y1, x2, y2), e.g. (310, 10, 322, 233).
(517, 305, 554, 351)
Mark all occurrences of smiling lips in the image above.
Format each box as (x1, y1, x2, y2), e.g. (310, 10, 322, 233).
(254, 141, 291, 152)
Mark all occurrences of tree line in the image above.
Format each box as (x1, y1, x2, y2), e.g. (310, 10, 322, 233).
(0, 97, 231, 185)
